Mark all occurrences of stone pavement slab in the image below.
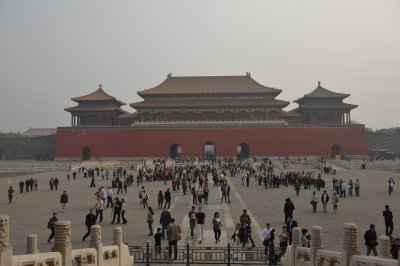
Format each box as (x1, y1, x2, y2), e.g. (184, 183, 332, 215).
(1, 166, 400, 259)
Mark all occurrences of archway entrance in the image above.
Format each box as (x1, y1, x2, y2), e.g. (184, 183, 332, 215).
(237, 143, 250, 160)
(169, 144, 182, 159)
(330, 144, 341, 158)
(81, 146, 91, 161)
(203, 141, 216, 160)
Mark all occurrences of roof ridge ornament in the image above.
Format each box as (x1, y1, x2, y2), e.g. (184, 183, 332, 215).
(246, 72, 251, 77)
(167, 73, 172, 78)
(318, 81, 321, 87)
(99, 84, 102, 89)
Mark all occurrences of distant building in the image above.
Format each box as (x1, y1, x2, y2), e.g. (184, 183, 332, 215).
(64, 85, 127, 126)
(21, 127, 56, 137)
(290, 81, 357, 125)
(56, 74, 368, 160)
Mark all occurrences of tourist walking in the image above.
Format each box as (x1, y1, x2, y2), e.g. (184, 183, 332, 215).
(221, 185, 227, 203)
(164, 188, 171, 208)
(142, 189, 149, 209)
(188, 206, 197, 239)
(301, 229, 310, 247)
(383, 205, 393, 236)
(154, 227, 162, 254)
(191, 186, 197, 204)
(227, 185, 231, 203)
(278, 226, 289, 255)
(212, 212, 222, 243)
(294, 181, 300, 196)
(160, 208, 171, 240)
(121, 198, 127, 224)
(286, 215, 298, 245)
(203, 187, 209, 205)
(157, 190, 164, 209)
(60, 190, 68, 212)
(340, 181, 347, 198)
(283, 198, 295, 223)
(8, 186, 14, 204)
(310, 191, 318, 213)
(106, 187, 113, 208)
(231, 223, 244, 247)
(82, 209, 96, 242)
(388, 177, 395, 195)
(147, 206, 154, 236)
(19, 181, 24, 193)
(196, 207, 206, 244)
(240, 209, 255, 247)
(364, 224, 378, 256)
(47, 212, 58, 243)
(321, 190, 329, 213)
(166, 218, 181, 260)
(54, 177, 60, 190)
(94, 196, 104, 224)
(348, 179, 353, 196)
(261, 223, 275, 257)
(89, 176, 96, 187)
(111, 197, 121, 224)
(354, 179, 360, 196)
(331, 192, 338, 213)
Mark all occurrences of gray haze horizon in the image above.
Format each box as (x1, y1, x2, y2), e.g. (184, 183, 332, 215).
(1, 0, 399, 133)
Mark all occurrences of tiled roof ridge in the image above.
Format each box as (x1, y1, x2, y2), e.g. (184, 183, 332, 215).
(305, 81, 350, 98)
(139, 73, 280, 95)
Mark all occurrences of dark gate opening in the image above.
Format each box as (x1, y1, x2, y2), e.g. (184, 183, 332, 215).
(237, 143, 250, 160)
(81, 146, 91, 161)
(170, 144, 182, 159)
(203, 141, 216, 160)
(330, 144, 341, 158)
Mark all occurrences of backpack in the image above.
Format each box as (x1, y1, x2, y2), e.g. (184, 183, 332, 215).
(47, 219, 52, 229)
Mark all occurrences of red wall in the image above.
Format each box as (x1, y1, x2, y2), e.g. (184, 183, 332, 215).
(55, 126, 368, 158)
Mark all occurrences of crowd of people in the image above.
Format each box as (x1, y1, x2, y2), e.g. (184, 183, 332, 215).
(7, 157, 399, 260)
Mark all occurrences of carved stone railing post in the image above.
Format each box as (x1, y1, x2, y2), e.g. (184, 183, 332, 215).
(379, 235, 391, 258)
(113, 227, 123, 265)
(113, 227, 122, 246)
(0, 215, 12, 266)
(311, 226, 322, 266)
(292, 227, 302, 266)
(342, 223, 360, 266)
(52, 220, 72, 266)
(90, 225, 103, 266)
(26, 234, 39, 254)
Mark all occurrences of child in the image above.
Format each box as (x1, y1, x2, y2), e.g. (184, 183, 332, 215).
(154, 227, 162, 254)
(231, 223, 243, 247)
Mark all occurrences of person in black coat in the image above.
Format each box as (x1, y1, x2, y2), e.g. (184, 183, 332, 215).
(160, 208, 171, 240)
(164, 188, 171, 208)
(82, 208, 96, 242)
(383, 205, 394, 236)
(364, 224, 378, 256)
(284, 198, 295, 223)
(286, 215, 298, 245)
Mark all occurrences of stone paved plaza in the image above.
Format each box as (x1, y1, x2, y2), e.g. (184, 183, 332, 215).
(1, 164, 399, 257)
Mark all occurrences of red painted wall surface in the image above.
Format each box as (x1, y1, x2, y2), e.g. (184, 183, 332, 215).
(55, 126, 368, 158)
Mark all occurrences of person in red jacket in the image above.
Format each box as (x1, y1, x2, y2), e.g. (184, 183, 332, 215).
(60, 190, 69, 213)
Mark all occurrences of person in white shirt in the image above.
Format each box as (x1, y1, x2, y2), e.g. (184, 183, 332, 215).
(340, 182, 347, 198)
(261, 223, 274, 241)
(261, 223, 275, 257)
(94, 196, 104, 223)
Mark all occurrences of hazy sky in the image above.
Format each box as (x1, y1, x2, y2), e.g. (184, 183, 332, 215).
(1, 0, 399, 133)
